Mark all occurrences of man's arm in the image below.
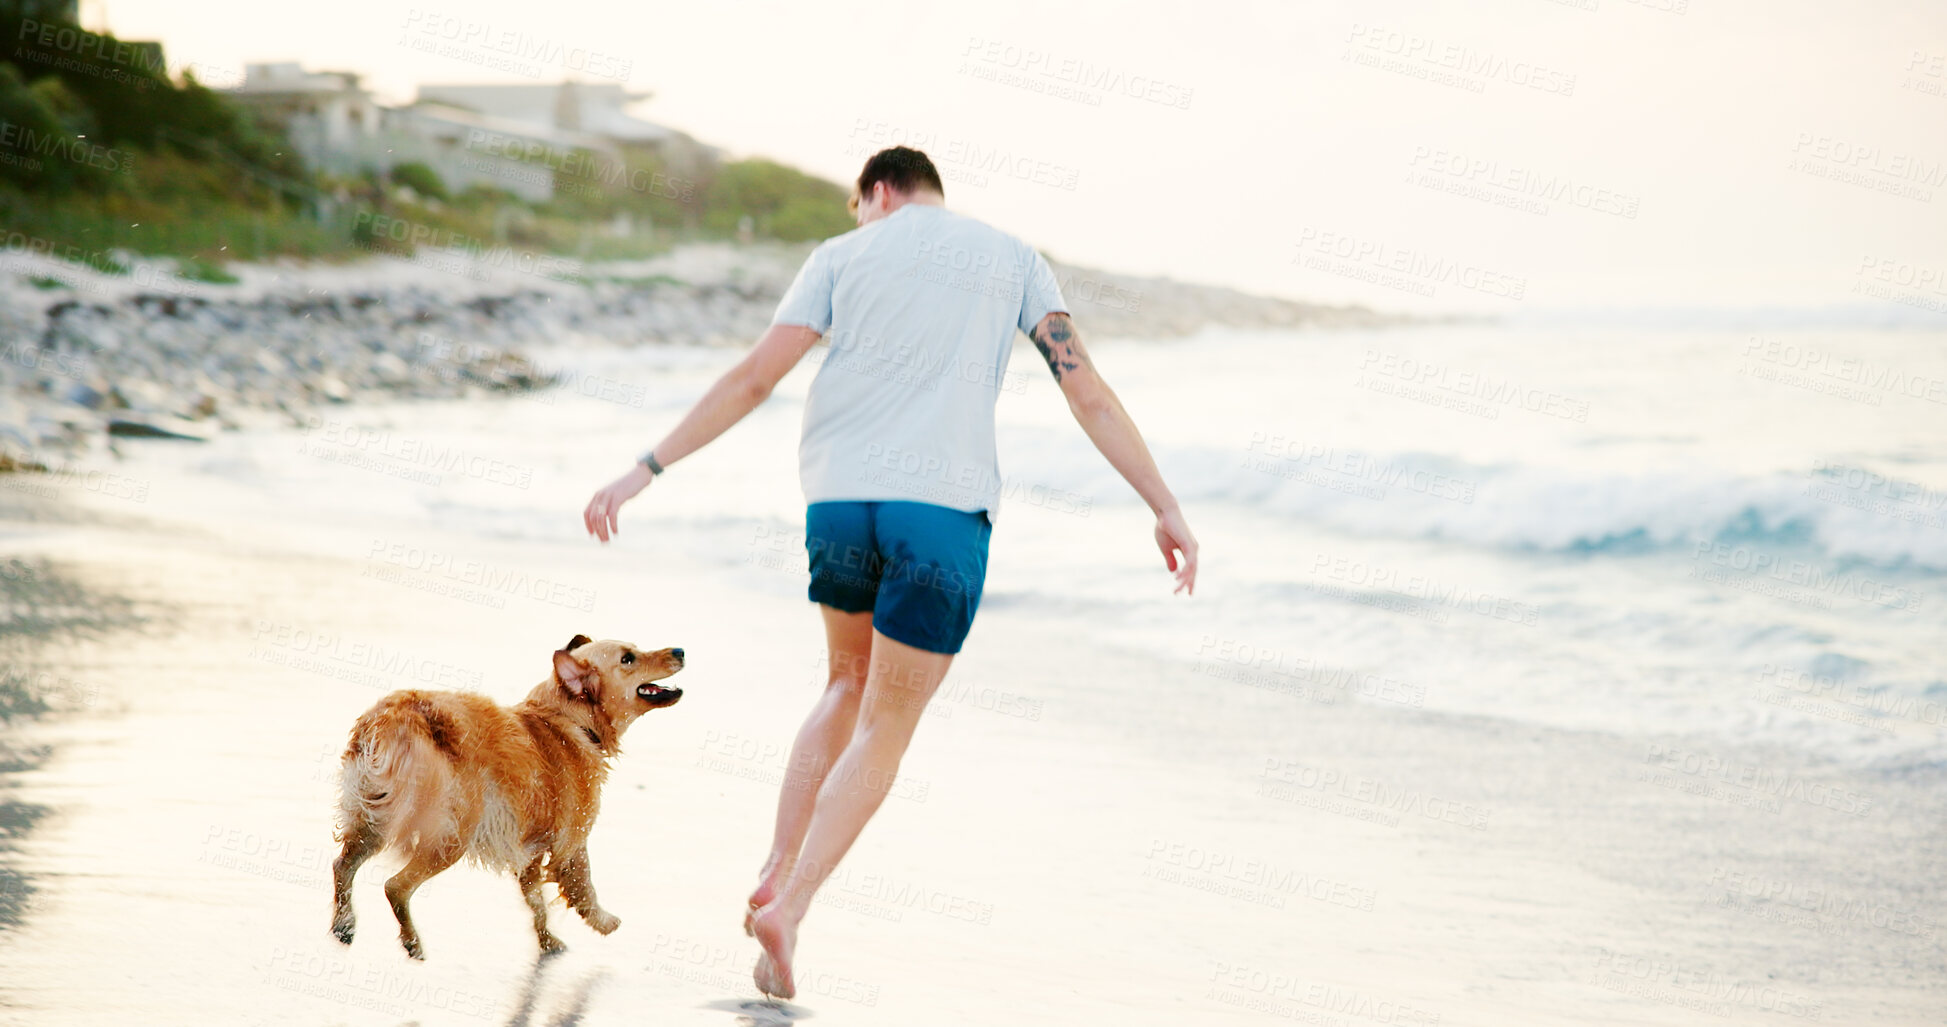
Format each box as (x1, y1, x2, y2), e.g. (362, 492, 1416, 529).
(583, 323, 821, 542)
(1030, 312, 1198, 594)
(646, 323, 822, 468)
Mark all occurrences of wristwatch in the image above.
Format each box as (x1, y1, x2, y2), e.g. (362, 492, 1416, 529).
(637, 450, 664, 476)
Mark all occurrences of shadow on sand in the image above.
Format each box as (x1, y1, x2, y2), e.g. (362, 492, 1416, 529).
(499, 954, 611, 1026)
(700, 996, 815, 1025)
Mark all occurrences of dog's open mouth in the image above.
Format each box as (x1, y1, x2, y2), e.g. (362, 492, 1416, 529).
(637, 683, 683, 707)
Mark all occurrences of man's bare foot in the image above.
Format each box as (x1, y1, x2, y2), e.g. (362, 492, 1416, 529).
(745, 855, 789, 936)
(749, 904, 799, 999)
(744, 884, 771, 936)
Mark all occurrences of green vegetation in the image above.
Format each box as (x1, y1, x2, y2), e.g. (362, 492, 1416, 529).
(177, 254, 238, 283)
(387, 160, 448, 202)
(698, 158, 854, 242)
(527, 145, 853, 246)
(0, 9, 857, 279)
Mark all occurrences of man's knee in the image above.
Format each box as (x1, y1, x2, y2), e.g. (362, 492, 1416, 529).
(825, 671, 866, 698)
(826, 648, 875, 692)
(855, 685, 929, 738)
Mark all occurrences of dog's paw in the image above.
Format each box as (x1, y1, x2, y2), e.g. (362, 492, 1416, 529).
(331, 920, 355, 945)
(538, 932, 569, 955)
(400, 932, 424, 961)
(586, 910, 621, 935)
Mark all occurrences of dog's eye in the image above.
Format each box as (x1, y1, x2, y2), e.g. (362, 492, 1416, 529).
(620, 651, 635, 665)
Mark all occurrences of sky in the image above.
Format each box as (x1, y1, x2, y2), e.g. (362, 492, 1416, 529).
(91, 0, 1947, 317)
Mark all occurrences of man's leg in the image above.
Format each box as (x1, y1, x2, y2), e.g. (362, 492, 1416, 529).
(755, 501, 882, 916)
(750, 627, 954, 998)
(748, 605, 874, 917)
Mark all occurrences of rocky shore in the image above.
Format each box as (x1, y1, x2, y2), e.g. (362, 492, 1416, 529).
(0, 240, 1391, 470)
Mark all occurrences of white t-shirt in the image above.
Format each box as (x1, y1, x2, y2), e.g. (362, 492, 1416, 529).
(771, 203, 1068, 523)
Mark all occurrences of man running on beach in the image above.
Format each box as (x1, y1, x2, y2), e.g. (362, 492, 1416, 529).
(581, 145, 1198, 998)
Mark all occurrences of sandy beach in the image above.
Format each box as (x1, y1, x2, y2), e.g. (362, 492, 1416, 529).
(0, 317, 1940, 1025)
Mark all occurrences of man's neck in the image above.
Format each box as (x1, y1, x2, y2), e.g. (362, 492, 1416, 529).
(885, 191, 945, 216)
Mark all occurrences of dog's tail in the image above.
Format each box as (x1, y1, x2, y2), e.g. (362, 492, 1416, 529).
(334, 695, 461, 857)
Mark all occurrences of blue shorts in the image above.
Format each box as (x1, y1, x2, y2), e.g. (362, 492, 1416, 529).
(805, 501, 992, 654)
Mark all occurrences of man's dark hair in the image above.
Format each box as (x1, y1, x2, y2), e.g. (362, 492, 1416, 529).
(855, 146, 945, 207)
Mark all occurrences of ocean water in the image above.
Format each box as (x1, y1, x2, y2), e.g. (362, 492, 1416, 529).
(980, 321, 1947, 768)
(133, 319, 1947, 768)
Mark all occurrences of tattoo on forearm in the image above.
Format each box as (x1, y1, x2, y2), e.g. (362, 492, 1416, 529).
(1032, 313, 1091, 382)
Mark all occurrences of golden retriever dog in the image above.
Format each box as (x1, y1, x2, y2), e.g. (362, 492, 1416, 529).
(329, 634, 684, 959)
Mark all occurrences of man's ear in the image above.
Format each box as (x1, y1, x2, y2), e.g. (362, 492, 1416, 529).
(564, 634, 593, 653)
(553, 649, 592, 699)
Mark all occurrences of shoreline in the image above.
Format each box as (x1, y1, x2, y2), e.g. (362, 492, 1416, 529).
(0, 469, 1940, 1024)
(0, 241, 1397, 471)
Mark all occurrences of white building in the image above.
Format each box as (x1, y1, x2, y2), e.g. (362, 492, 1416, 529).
(229, 63, 384, 161)
(226, 67, 707, 203)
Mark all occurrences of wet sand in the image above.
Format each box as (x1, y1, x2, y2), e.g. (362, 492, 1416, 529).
(0, 457, 1941, 1026)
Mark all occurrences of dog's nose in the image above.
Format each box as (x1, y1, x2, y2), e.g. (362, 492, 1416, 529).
(671, 648, 684, 662)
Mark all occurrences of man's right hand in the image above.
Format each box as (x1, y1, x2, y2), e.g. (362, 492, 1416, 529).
(583, 464, 654, 543)
(1154, 505, 1199, 595)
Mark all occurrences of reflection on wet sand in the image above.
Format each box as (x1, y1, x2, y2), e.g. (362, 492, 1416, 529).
(0, 503, 149, 935)
(0, 786, 47, 930)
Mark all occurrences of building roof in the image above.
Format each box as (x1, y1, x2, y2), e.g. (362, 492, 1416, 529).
(394, 101, 616, 154)
(415, 82, 672, 143)
(234, 62, 368, 95)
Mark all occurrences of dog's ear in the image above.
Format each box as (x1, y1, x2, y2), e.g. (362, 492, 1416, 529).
(553, 649, 594, 699)
(564, 634, 593, 653)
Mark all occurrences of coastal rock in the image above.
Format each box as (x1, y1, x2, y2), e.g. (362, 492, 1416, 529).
(105, 418, 209, 441)
(0, 242, 1396, 470)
